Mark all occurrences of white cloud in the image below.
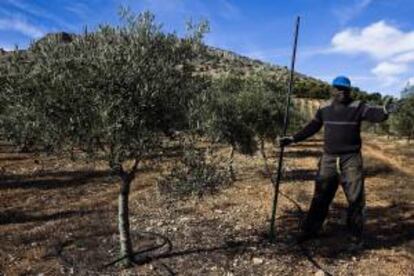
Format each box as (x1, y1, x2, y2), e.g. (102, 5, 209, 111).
(372, 62, 408, 76)
(65, 2, 90, 19)
(334, 0, 373, 25)
(0, 18, 45, 38)
(332, 21, 414, 59)
(407, 77, 414, 85)
(4, 0, 76, 31)
(392, 51, 414, 63)
(218, 0, 242, 20)
(331, 21, 414, 89)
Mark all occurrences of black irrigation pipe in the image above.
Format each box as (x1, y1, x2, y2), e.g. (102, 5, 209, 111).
(56, 230, 174, 275)
(101, 196, 332, 276)
(55, 198, 332, 275)
(101, 230, 173, 269)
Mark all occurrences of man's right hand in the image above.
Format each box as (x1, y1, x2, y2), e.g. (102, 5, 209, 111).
(279, 136, 294, 147)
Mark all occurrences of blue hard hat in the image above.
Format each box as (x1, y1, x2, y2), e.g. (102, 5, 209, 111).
(332, 76, 351, 90)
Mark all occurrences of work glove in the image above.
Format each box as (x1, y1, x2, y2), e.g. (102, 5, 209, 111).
(383, 97, 401, 114)
(278, 136, 294, 147)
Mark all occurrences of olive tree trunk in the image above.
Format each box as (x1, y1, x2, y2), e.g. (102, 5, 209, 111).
(116, 160, 139, 267)
(260, 138, 270, 177)
(118, 174, 133, 266)
(229, 146, 236, 181)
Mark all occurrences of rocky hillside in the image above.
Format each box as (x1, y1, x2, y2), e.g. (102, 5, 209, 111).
(200, 45, 315, 82)
(1, 32, 381, 101)
(0, 32, 322, 81)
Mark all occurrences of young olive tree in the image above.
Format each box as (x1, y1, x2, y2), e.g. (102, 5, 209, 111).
(391, 95, 414, 143)
(204, 73, 257, 180)
(1, 10, 208, 265)
(204, 72, 305, 177)
(236, 73, 306, 176)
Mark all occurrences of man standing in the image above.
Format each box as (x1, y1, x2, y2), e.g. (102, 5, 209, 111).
(280, 76, 397, 247)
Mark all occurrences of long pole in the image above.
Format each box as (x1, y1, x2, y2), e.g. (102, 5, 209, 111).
(269, 16, 301, 241)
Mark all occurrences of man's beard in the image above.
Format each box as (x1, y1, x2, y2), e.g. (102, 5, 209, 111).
(333, 90, 351, 104)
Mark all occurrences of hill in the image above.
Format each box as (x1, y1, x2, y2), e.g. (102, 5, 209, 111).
(0, 31, 383, 102)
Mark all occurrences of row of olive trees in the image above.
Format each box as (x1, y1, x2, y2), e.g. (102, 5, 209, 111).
(382, 95, 414, 143)
(363, 95, 414, 143)
(294, 78, 385, 104)
(0, 9, 303, 267)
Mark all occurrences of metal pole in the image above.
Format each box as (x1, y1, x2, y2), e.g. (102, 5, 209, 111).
(269, 16, 301, 241)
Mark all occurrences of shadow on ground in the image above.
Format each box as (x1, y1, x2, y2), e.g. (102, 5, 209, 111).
(284, 169, 316, 181)
(0, 170, 116, 190)
(284, 150, 322, 159)
(0, 209, 104, 225)
(302, 202, 414, 259)
(43, 198, 413, 275)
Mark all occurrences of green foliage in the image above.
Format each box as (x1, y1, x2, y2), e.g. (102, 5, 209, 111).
(294, 78, 388, 105)
(157, 142, 232, 198)
(401, 83, 414, 98)
(203, 74, 258, 155)
(390, 95, 414, 142)
(294, 80, 331, 99)
(0, 10, 208, 168)
(352, 89, 383, 105)
(201, 72, 306, 160)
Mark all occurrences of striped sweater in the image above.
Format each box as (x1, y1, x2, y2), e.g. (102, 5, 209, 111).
(293, 100, 388, 154)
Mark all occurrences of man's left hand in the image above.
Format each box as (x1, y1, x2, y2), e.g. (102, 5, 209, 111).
(383, 97, 401, 114)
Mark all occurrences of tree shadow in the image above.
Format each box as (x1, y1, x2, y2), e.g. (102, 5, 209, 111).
(284, 169, 316, 182)
(0, 209, 103, 225)
(364, 163, 395, 177)
(0, 143, 17, 153)
(304, 202, 414, 259)
(363, 203, 413, 250)
(0, 170, 116, 190)
(284, 150, 322, 159)
(283, 164, 397, 181)
(132, 239, 260, 266)
(306, 138, 324, 143)
(291, 143, 323, 149)
(0, 155, 30, 161)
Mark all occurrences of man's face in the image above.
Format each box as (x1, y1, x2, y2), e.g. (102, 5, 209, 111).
(332, 86, 351, 103)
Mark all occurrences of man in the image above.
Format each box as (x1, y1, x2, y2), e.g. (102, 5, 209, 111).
(280, 76, 397, 247)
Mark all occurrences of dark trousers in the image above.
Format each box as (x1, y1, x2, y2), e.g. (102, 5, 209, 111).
(302, 152, 365, 237)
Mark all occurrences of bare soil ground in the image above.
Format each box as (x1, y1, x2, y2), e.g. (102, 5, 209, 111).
(0, 136, 412, 275)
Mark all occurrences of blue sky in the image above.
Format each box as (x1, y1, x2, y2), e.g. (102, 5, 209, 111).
(1, 0, 414, 97)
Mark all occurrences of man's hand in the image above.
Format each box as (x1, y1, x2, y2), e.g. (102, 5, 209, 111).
(383, 97, 401, 114)
(278, 136, 294, 147)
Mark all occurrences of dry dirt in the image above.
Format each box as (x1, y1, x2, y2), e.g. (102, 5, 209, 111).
(0, 136, 413, 276)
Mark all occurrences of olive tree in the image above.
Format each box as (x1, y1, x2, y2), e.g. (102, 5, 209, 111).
(203, 72, 304, 177)
(391, 95, 414, 143)
(1, 9, 208, 265)
(237, 73, 305, 175)
(203, 73, 257, 180)
(0, 50, 48, 151)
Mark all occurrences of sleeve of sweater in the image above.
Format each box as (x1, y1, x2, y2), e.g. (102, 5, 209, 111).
(361, 102, 389, 123)
(292, 108, 323, 143)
